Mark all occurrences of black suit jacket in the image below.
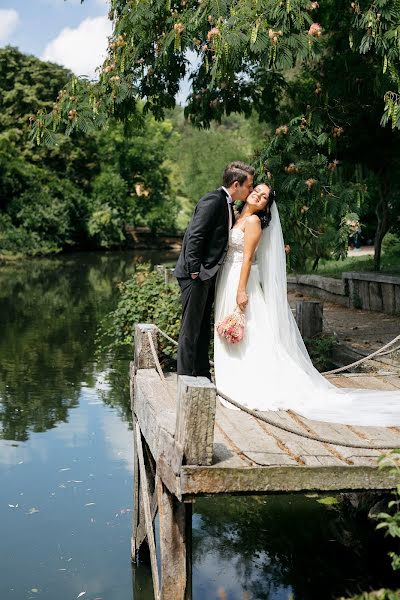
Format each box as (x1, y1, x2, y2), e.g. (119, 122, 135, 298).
(173, 187, 231, 281)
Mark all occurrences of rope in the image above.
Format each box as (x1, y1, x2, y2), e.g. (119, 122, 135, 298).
(322, 334, 400, 375)
(148, 329, 400, 450)
(155, 328, 178, 347)
(156, 324, 400, 375)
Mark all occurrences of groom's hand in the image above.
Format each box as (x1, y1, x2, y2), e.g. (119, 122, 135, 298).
(236, 289, 248, 311)
(190, 273, 199, 279)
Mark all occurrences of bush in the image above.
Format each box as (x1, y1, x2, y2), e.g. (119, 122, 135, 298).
(0, 214, 58, 257)
(99, 263, 181, 359)
(304, 334, 337, 372)
(88, 169, 130, 248)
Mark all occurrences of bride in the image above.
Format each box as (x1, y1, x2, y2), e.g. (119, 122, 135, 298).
(214, 183, 400, 426)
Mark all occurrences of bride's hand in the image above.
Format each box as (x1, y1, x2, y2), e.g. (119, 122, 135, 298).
(236, 289, 248, 311)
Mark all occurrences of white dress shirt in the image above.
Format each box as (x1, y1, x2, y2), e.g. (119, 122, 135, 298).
(221, 186, 234, 230)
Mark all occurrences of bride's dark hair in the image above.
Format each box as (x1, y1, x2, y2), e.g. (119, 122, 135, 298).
(236, 181, 276, 229)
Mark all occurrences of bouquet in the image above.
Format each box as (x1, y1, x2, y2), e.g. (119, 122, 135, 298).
(216, 306, 245, 344)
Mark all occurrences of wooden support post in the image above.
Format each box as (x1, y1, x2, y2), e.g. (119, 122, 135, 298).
(135, 421, 160, 599)
(131, 429, 140, 560)
(296, 300, 323, 339)
(156, 477, 192, 600)
(134, 323, 158, 370)
(155, 265, 175, 285)
(175, 376, 216, 466)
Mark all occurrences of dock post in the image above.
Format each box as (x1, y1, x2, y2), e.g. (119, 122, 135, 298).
(156, 477, 192, 599)
(176, 375, 216, 466)
(130, 324, 158, 565)
(296, 300, 323, 339)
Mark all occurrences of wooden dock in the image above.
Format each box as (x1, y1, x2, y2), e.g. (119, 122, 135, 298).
(130, 324, 400, 599)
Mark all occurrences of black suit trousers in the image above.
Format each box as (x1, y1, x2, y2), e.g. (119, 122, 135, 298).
(177, 276, 216, 379)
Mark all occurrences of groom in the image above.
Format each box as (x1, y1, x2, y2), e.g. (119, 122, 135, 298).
(173, 161, 255, 379)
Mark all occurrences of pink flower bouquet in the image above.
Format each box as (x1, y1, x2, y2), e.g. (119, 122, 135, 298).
(216, 307, 245, 344)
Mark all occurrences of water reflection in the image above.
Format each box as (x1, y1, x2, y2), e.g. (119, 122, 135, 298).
(192, 494, 398, 599)
(0, 253, 398, 600)
(0, 253, 142, 441)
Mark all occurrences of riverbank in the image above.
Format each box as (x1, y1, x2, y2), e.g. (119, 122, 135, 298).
(288, 289, 400, 369)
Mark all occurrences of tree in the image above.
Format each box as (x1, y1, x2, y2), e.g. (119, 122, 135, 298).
(29, 1, 400, 270)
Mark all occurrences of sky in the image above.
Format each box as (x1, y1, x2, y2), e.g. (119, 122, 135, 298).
(0, 0, 192, 101)
(0, 0, 112, 78)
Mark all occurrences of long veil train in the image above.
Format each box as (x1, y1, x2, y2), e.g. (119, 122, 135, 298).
(214, 203, 400, 426)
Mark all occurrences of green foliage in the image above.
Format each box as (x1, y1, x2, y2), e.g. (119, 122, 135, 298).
(341, 590, 400, 600)
(341, 450, 400, 599)
(168, 107, 265, 225)
(382, 233, 400, 259)
(376, 452, 400, 568)
(88, 169, 129, 248)
(32, 0, 400, 269)
(0, 47, 183, 257)
(304, 334, 337, 372)
(99, 263, 181, 358)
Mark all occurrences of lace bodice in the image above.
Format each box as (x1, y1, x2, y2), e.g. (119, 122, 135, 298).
(225, 227, 256, 264)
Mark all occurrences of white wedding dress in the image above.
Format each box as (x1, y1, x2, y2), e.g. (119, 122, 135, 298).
(214, 204, 400, 426)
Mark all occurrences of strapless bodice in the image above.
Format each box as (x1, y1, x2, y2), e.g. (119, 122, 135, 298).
(225, 227, 257, 264)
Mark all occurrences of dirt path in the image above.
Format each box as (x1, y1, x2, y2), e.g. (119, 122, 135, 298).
(288, 290, 400, 353)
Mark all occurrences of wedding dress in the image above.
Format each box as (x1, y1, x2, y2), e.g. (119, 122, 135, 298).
(214, 204, 400, 426)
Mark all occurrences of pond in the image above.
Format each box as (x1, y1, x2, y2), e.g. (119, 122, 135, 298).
(0, 252, 398, 600)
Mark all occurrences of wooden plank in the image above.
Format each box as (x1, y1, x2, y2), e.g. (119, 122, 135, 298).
(215, 404, 298, 466)
(135, 370, 177, 464)
(385, 375, 400, 390)
(355, 425, 400, 446)
(212, 421, 251, 468)
(180, 465, 397, 496)
(156, 478, 189, 600)
(289, 413, 383, 464)
(136, 485, 158, 552)
(131, 427, 140, 560)
(260, 411, 347, 466)
(135, 422, 160, 600)
(176, 376, 216, 466)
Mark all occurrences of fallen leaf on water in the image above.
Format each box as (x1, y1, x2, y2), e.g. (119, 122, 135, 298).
(317, 496, 339, 506)
(72, 480, 83, 483)
(27, 507, 39, 514)
(8, 504, 15, 508)
(85, 503, 95, 507)
(30, 589, 39, 593)
(18, 461, 23, 464)
(59, 468, 70, 472)
(77, 592, 86, 598)
(58, 568, 66, 571)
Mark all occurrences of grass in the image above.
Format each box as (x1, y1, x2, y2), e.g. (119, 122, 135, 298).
(303, 251, 400, 279)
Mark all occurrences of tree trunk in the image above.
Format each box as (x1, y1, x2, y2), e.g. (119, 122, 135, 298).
(312, 256, 320, 271)
(374, 186, 390, 271)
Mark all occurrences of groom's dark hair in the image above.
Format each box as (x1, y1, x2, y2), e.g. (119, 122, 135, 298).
(223, 161, 255, 187)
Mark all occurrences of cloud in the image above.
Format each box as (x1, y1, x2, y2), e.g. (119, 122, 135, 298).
(42, 15, 112, 78)
(0, 9, 19, 43)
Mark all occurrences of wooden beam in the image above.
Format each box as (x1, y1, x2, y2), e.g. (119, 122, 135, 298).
(156, 477, 191, 600)
(176, 375, 216, 466)
(179, 465, 397, 496)
(135, 422, 160, 599)
(296, 300, 323, 338)
(131, 428, 140, 561)
(134, 323, 158, 370)
(136, 485, 159, 551)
